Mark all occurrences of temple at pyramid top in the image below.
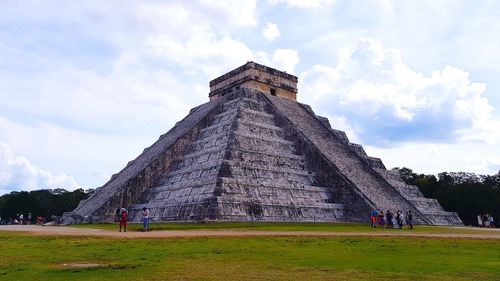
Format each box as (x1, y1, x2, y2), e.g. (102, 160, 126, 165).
(209, 61, 298, 101)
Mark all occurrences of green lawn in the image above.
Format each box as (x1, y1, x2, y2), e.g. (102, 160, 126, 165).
(0, 229, 499, 280)
(72, 221, 495, 235)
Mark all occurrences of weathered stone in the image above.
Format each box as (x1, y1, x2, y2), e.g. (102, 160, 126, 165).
(62, 62, 462, 225)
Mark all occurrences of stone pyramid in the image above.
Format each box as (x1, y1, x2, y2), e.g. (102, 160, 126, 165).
(63, 62, 462, 225)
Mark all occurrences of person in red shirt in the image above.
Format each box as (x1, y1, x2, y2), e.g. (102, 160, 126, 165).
(119, 207, 128, 232)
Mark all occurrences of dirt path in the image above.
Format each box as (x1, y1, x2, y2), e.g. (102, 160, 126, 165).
(1, 225, 499, 239)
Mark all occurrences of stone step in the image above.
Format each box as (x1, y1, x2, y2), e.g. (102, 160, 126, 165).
(237, 119, 284, 132)
(228, 147, 305, 161)
(154, 176, 218, 192)
(187, 137, 228, 154)
(218, 199, 343, 210)
(177, 146, 226, 162)
(408, 200, 445, 213)
(366, 157, 385, 169)
(238, 108, 275, 125)
(219, 176, 324, 189)
(395, 187, 424, 198)
(222, 97, 265, 112)
(163, 160, 222, 184)
(418, 212, 463, 225)
(226, 149, 306, 171)
(197, 119, 233, 139)
(374, 168, 401, 180)
(188, 128, 228, 146)
(219, 181, 334, 197)
(232, 130, 292, 144)
(230, 132, 297, 154)
(226, 159, 317, 177)
(208, 108, 238, 125)
(236, 119, 286, 139)
(173, 148, 226, 170)
(221, 192, 333, 206)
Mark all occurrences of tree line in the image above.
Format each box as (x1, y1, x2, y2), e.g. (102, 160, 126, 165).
(0, 188, 93, 223)
(393, 167, 500, 226)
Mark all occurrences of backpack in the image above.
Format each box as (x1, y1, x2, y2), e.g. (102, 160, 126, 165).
(121, 209, 128, 219)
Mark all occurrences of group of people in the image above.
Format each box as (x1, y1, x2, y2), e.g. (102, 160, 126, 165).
(0, 213, 46, 225)
(116, 207, 150, 232)
(478, 213, 495, 228)
(370, 210, 413, 229)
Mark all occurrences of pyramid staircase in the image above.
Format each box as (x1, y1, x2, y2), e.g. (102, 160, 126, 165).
(128, 91, 346, 222)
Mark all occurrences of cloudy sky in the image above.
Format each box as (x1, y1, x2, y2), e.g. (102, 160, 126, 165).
(1, 0, 500, 194)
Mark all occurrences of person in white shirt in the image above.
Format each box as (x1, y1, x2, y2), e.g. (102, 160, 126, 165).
(141, 207, 150, 231)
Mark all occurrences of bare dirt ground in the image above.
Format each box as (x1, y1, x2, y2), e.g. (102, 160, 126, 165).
(1, 225, 499, 239)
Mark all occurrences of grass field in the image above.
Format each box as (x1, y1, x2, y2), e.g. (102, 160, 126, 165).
(1, 223, 499, 280)
(72, 221, 492, 234)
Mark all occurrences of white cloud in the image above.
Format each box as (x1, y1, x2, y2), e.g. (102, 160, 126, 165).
(0, 143, 80, 192)
(196, 0, 257, 28)
(262, 22, 281, 42)
(366, 142, 500, 175)
(300, 38, 500, 145)
(254, 49, 300, 74)
(0, 57, 201, 136)
(467, 157, 500, 174)
(0, 116, 158, 191)
(146, 32, 255, 77)
(269, 0, 335, 9)
(273, 49, 300, 74)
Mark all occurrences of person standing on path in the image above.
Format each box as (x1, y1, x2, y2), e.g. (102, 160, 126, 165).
(119, 207, 128, 232)
(398, 211, 405, 229)
(482, 213, 488, 227)
(370, 210, 378, 228)
(386, 210, 393, 228)
(377, 210, 384, 227)
(142, 207, 150, 232)
(406, 210, 413, 230)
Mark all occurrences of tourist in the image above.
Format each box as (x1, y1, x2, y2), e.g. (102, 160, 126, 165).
(119, 207, 128, 232)
(377, 210, 384, 227)
(142, 207, 150, 231)
(406, 210, 413, 230)
(391, 213, 398, 229)
(370, 209, 378, 228)
(398, 211, 405, 229)
(385, 210, 393, 228)
(37, 216, 45, 225)
(482, 213, 488, 227)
